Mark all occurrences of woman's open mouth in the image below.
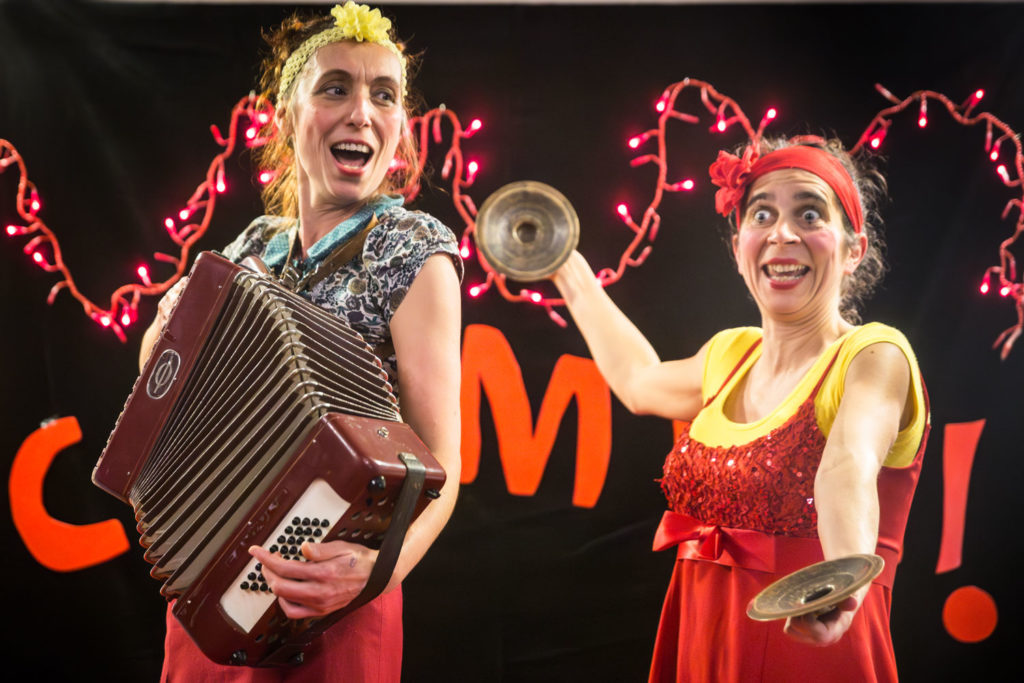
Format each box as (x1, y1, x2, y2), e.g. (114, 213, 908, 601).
(331, 142, 373, 170)
(762, 263, 810, 282)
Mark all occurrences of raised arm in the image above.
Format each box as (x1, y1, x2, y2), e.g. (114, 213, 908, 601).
(552, 250, 707, 421)
(785, 341, 912, 645)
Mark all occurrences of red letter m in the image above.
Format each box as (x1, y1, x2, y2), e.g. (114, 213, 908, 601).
(460, 324, 612, 508)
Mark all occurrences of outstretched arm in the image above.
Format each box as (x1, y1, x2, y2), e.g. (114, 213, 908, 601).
(552, 250, 707, 421)
(785, 341, 911, 646)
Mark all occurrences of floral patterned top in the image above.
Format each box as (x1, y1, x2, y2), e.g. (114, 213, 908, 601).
(221, 194, 463, 392)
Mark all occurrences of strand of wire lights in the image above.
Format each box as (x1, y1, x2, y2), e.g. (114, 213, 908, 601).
(2, 81, 1022, 356)
(0, 95, 484, 342)
(467, 77, 1024, 357)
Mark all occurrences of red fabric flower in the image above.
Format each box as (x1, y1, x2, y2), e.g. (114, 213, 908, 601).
(708, 146, 757, 218)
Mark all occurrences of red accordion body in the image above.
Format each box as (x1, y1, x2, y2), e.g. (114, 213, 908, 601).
(93, 251, 445, 667)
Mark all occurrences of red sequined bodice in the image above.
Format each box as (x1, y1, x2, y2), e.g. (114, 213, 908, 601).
(660, 398, 824, 537)
(660, 338, 845, 538)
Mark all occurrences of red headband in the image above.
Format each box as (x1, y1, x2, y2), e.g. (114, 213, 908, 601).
(709, 144, 864, 233)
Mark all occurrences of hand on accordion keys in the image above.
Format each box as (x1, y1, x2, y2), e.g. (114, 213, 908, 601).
(249, 539, 380, 620)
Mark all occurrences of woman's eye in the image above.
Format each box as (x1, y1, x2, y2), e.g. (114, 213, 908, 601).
(801, 208, 822, 222)
(374, 89, 397, 104)
(323, 85, 347, 96)
(753, 209, 772, 223)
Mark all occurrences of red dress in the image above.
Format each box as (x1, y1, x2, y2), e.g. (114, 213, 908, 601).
(160, 590, 402, 682)
(650, 338, 927, 683)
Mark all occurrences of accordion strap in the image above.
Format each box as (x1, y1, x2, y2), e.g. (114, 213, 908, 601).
(280, 214, 379, 293)
(261, 451, 428, 667)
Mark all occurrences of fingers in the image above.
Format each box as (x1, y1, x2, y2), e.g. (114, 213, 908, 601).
(247, 542, 377, 619)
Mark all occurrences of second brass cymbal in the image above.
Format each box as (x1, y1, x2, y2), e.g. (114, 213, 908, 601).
(746, 554, 885, 621)
(474, 180, 579, 282)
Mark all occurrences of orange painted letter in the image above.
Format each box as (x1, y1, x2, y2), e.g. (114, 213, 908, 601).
(9, 416, 129, 571)
(460, 324, 612, 508)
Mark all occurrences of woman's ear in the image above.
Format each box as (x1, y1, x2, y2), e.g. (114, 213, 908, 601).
(844, 232, 869, 274)
(275, 106, 293, 140)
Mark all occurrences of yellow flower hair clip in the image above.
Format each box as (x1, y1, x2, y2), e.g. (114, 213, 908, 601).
(330, 1, 392, 44)
(278, 2, 407, 103)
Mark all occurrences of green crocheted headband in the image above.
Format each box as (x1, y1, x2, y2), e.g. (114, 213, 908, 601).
(277, 2, 407, 103)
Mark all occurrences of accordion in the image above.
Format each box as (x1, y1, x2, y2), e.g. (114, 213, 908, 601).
(93, 251, 446, 667)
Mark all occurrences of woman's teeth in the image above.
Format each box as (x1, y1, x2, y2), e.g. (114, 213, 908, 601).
(331, 142, 372, 168)
(763, 263, 810, 280)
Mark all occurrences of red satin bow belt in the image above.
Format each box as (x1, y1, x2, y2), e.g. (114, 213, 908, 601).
(652, 510, 898, 588)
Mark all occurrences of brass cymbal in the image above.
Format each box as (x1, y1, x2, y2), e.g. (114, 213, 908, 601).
(474, 180, 580, 281)
(746, 553, 885, 621)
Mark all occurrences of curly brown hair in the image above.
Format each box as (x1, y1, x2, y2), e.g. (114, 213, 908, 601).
(252, 9, 422, 219)
(729, 136, 889, 324)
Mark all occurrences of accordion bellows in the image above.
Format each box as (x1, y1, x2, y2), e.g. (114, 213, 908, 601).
(93, 251, 445, 667)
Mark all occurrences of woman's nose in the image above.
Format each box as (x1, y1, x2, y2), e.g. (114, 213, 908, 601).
(347, 93, 371, 127)
(767, 218, 799, 244)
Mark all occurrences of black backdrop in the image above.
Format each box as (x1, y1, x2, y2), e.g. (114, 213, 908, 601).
(2, 1, 1023, 680)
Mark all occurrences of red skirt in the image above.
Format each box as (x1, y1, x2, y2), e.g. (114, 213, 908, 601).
(160, 589, 403, 683)
(648, 559, 897, 683)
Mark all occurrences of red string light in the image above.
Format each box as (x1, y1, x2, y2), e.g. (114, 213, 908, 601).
(852, 84, 1024, 358)
(1, 94, 485, 342)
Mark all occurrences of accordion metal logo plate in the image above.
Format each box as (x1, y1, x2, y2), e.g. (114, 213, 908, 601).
(147, 349, 181, 399)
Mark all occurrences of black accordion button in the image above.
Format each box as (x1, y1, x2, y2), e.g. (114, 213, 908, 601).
(247, 572, 257, 581)
(289, 545, 299, 555)
(255, 563, 262, 571)
(302, 517, 311, 526)
(292, 516, 302, 525)
(277, 535, 287, 544)
(321, 519, 331, 527)
(269, 545, 279, 553)
(240, 581, 249, 590)
(313, 529, 322, 538)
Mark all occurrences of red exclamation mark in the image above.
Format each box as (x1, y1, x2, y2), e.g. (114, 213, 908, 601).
(936, 419, 998, 642)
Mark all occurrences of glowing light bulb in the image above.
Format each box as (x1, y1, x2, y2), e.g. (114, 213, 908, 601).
(31, 251, 43, 264)
(766, 107, 778, 120)
(974, 89, 985, 102)
(469, 285, 482, 297)
(216, 179, 227, 193)
(99, 314, 112, 327)
(628, 136, 642, 149)
(716, 117, 727, 132)
(980, 279, 990, 294)
(30, 198, 41, 213)
(257, 112, 270, 125)
(465, 119, 483, 137)
(655, 99, 667, 113)
(1000, 285, 1012, 297)
(245, 127, 257, 140)
(121, 312, 132, 326)
(459, 242, 471, 259)
(164, 218, 175, 231)
(467, 160, 479, 182)
(990, 149, 1000, 162)
(258, 170, 274, 184)
(5, 224, 19, 236)
(616, 203, 629, 218)
(918, 99, 928, 128)
(137, 265, 152, 286)
(997, 164, 1010, 183)
(530, 292, 542, 303)
(178, 208, 191, 221)
(669, 179, 695, 191)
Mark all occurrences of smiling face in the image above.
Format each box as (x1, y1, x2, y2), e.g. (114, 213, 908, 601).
(731, 168, 867, 324)
(280, 40, 405, 219)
